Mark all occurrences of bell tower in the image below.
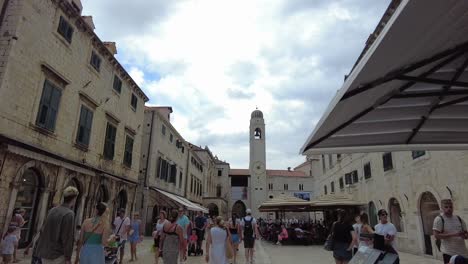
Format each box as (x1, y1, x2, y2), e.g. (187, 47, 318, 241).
(249, 109, 267, 216)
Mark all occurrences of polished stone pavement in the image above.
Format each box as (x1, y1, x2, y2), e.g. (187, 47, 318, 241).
(17, 237, 441, 264)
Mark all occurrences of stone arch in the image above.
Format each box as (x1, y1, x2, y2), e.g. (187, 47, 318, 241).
(232, 200, 246, 218)
(254, 128, 262, 139)
(7, 161, 47, 247)
(207, 203, 219, 217)
(419, 191, 440, 256)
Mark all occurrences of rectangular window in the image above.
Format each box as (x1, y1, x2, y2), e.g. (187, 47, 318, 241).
(268, 183, 273, 190)
(364, 162, 372, 179)
(352, 170, 358, 184)
(328, 154, 333, 168)
(383, 152, 393, 171)
(345, 173, 352, 185)
(299, 184, 304, 191)
(324, 185, 328, 195)
(337, 154, 342, 160)
(218, 169, 222, 176)
(330, 182, 335, 193)
(170, 134, 173, 143)
(131, 94, 137, 110)
(156, 157, 162, 179)
(123, 135, 134, 167)
(76, 105, 93, 146)
(57, 16, 73, 43)
(179, 172, 183, 188)
(412, 150, 426, 159)
(113, 75, 122, 93)
(169, 164, 177, 183)
(90, 51, 101, 72)
(339, 177, 344, 189)
(162, 125, 166, 135)
(103, 123, 117, 160)
(36, 80, 62, 131)
(322, 155, 326, 172)
(190, 176, 194, 193)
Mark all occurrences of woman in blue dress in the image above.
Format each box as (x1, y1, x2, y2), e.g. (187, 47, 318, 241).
(128, 212, 143, 262)
(75, 202, 110, 264)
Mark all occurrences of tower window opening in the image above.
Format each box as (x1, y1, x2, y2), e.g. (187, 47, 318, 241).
(254, 128, 262, 139)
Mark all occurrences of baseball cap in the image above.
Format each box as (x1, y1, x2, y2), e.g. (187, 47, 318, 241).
(246, 208, 252, 214)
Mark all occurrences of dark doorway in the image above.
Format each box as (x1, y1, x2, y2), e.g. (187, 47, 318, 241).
(420, 192, 440, 256)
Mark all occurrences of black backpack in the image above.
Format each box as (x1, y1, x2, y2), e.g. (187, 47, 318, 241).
(435, 215, 464, 251)
(243, 217, 254, 237)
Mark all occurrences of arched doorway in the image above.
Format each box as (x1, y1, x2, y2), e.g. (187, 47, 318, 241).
(117, 190, 127, 211)
(96, 185, 109, 203)
(368, 201, 378, 228)
(207, 203, 219, 217)
(14, 168, 42, 247)
(420, 192, 440, 256)
(389, 198, 404, 232)
(232, 200, 246, 218)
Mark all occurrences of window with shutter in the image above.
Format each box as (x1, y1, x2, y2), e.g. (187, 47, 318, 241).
(339, 177, 344, 189)
(131, 94, 138, 110)
(169, 164, 177, 183)
(330, 182, 335, 193)
(383, 152, 393, 171)
(76, 106, 93, 146)
(36, 80, 62, 131)
(179, 172, 183, 188)
(123, 135, 134, 167)
(156, 157, 162, 179)
(57, 16, 74, 43)
(352, 170, 358, 183)
(113, 76, 122, 93)
(90, 51, 101, 71)
(103, 123, 117, 160)
(364, 162, 372, 179)
(345, 173, 352, 185)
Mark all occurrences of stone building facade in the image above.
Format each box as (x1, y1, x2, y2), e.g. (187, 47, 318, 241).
(313, 151, 468, 260)
(0, 0, 148, 247)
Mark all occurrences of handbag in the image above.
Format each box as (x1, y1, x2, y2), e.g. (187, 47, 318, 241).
(225, 229, 234, 259)
(324, 222, 336, 251)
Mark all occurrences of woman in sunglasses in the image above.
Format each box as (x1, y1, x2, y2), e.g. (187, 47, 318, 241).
(375, 209, 399, 263)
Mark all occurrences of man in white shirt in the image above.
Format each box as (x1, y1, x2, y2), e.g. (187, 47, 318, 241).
(375, 209, 399, 263)
(433, 199, 468, 264)
(241, 209, 259, 264)
(113, 208, 131, 264)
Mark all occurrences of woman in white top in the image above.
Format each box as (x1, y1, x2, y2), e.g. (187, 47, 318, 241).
(153, 211, 169, 264)
(206, 216, 231, 264)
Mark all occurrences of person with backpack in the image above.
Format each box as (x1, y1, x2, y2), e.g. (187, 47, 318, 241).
(433, 199, 468, 264)
(240, 209, 259, 264)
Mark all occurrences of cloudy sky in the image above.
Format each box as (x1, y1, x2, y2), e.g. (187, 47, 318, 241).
(82, 0, 390, 169)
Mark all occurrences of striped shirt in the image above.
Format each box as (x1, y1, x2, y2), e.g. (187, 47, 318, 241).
(433, 214, 468, 257)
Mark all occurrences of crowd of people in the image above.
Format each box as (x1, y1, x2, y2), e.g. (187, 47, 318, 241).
(151, 208, 260, 264)
(2, 186, 467, 264)
(257, 218, 328, 245)
(326, 199, 468, 264)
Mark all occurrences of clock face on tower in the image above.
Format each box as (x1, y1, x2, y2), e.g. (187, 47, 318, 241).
(253, 161, 265, 174)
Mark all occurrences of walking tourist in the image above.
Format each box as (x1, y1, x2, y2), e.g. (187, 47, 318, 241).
(276, 224, 288, 245)
(176, 207, 190, 263)
(128, 212, 143, 262)
(330, 209, 357, 264)
(241, 209, 259, 264)
(352, 214, 362, 254)
(153, 211, 168, 264)
(433, 199, 468, 264)
(11, 208, 26, 262)
(375, 209, 399, 263)
(357, 213, 373, 248)
(205, 216, 232, 264)
(194, 211, 207, 255)
(36, 186, 79, 264)
(75, 202, 111, 264)
(1, 225, 19, 264)
(228, 215, 241, 263)
(113, 208, 131, 264)
(161, 210, 186, 264)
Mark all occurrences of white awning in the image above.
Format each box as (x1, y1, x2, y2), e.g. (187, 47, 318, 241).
(301, 0, 468, 154)
(152, 188, 209, 213)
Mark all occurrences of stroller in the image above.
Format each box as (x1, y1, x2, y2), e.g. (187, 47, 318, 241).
(104, 242, 122, 264)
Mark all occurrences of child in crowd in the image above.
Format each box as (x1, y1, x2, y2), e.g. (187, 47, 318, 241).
(1, 226, 19, 264)
(189, 229, 198, 249)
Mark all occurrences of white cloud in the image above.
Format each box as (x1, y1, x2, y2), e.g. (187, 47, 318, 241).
(82, 0, 391, 169)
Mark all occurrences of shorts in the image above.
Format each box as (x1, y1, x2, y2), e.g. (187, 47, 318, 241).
(231, 234, 240, 244)
(244, 237, 255, 248)
(333, 242, 352, 261)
